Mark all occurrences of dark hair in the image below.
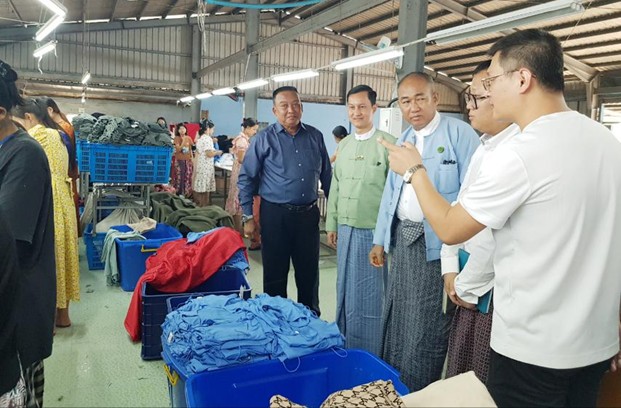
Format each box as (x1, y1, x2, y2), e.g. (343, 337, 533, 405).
(472, 60, 491, 76)
(332, 125, 348, 140)
(41, 97, 70, 123)
(272, 86, 299, 102)
(241, 117, 257, 128)
(0, 59, 23, 112)
(205, 119, 215, 129)
(174, 123, 187, 137)
(12, 97, 63, 131)
(156, 116, 166, 123)
(398, 72, 435, 90)
(347, 85, 377, 106)
(487, 29, 564, 92)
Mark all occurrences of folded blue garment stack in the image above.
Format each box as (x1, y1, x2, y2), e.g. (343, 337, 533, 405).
(162, 294, 344, 375)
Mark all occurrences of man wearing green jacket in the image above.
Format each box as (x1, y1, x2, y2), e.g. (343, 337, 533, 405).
(326, 85, 396, 356)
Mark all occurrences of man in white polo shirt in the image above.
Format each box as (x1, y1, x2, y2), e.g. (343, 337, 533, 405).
(380, 29, 621, 407)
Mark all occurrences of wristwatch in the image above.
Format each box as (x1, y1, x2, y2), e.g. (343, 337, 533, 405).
(403, 164, 426, 184)
(241, 214, 254, 224)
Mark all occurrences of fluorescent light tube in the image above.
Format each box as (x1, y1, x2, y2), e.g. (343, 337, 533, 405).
(236, 78, 269, 90)
(33, 41, 57, 58)
(36, 0, 68, 17)
(195, 92, 213, 99)
(427, 0, 584, 45)
(211, 87, 236, 95)
(81, 71, 91, 85)
(35, 14, 64, 42)
(272, 69, 319, 83)
(179, 96, 195, 103)
(332, 46, 404, 71)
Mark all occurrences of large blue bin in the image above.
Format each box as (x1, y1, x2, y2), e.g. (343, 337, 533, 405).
(167, 349, 408, 408)
(89, 144, 173, 183)
(141, 266, 251, 361)
(112, 224, 182, 292)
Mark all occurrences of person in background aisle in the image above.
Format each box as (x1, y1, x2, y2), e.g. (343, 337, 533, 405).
(44, 97, 81, 237)
(371, 72, 480, 391)
(0, 59, 56, 408)
(193, 122, 222, 207)
(172, 123, 195, 198)
(225, 118, 260, 247)
(239, 86, 332, 316)
(379, 29, 621, 408)
(156, 116, 167, 129)
(0, 211, 25, 407)
(330, 125, 348, 164)
(442, 60, 520, 383)
(325, 85, 396, 356)
(12, 98, 80, 330)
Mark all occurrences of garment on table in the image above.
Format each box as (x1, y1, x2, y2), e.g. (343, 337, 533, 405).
(335, 225, 386, 357)
(149, 192, 197, 223)
(101, 229, 145, 286)
(373, 114, 480, 261)
(0, 129, 56, 369)
(238, 121, 332, 217)
(446, 304, 494, 383)
(124, 227, 246, 341)
(164, 206, 233, 236)
(381, 220, 453, 392)
(126, 217, 157, 234)
(0, 212, 20, 395)
(460, 111, 621, 369)
(193, 134, 216, 193)
(29, 124, 80, 309)
(162, 294, 344, 375)
(225, 132, 249, 215)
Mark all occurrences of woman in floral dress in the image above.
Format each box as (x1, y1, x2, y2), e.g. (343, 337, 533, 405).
(193, 121, 221, 207)
(172, 123, 194, 197)
(12, 98, 80, 328)
(225, 118, 261, 249)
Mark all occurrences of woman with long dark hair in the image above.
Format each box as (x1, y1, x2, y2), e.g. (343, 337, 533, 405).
(12, 98, 80, 330)
(193, 120, 221, 206)
(171, 123, 195, 197)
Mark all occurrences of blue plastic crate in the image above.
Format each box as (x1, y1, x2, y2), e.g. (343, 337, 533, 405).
(164, 349, 409, 408)
(89, 144, 173, 184)
(113, 224, 182, 292)
(76, 139, 97, 172)
(83, 224, 105, 270)
(141, 266, 251, 361)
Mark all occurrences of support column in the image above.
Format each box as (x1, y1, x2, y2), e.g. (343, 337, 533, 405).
(396, 0, 427, 80)
(244, 0, 260, 120)
(339, 45, 354, 103)
(191, 25, 202, 123)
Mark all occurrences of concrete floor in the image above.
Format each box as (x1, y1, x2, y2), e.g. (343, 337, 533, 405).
(44, 236, 337, 407)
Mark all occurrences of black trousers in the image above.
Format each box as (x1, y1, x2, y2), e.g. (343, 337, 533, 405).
(259, 199, 320, 316)
(487, 349, 610, 408)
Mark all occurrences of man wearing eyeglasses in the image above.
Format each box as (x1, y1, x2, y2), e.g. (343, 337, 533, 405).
(380, 29, 621, 407)
(371, 72, 479, 391)
(442, 60, 519, 384)
(239, 86, 332, 317)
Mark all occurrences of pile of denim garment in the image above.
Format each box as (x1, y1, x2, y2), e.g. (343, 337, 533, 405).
(72, 114, 172, 147)
(162, 294, 344, 375)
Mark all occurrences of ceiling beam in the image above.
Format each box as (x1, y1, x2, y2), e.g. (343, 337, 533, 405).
(109, 0, 120, 21)
(428, 0, 598, 82)
(162, 0, 181, 19)
(196, 0, 386, 78)
(7, 0, 24, 23)
(280, 4, 315, 24)
(0, 14, 279, 41)
(137, 0, 150, 21)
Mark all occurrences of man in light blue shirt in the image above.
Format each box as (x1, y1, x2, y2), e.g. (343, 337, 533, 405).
(239, 86, 331, 316)
(370, 72, 479, 391)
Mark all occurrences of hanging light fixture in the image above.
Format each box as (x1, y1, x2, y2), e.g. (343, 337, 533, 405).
(33, 40, 57, 58)
(271, 69, 319, 83)
(211, 87, 236, 95)
(36, 0, 68, 17)
(35, 14, 65, 42)
(236, 78, 269, 90)
(331, 46, 404, 71)
(195, 92, 213, 100)
(81, 71, 91, 85)
(179, 96, 196, 103)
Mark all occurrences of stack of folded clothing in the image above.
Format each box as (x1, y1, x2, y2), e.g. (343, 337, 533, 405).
(162, 294, 344, 375)
(72, 114, 173, 147)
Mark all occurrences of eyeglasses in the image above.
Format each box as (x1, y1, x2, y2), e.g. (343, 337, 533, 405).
(464, 92, 489, 110)
(481, 69, 519, 91)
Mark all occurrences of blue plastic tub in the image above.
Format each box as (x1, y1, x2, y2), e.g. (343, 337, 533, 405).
(89, 144, 173, 183)
(76, 139, 97, 172)
(141, 266, 251, 361)
(83, 224, 105, 270)
(113, 224, 182, 292)
(165, 349, 408, 408)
